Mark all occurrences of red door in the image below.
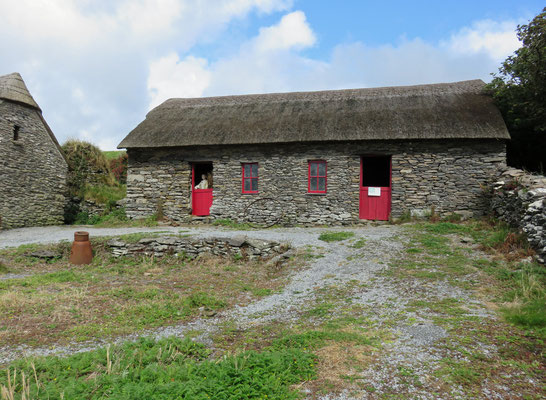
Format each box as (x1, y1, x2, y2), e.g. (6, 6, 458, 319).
(192, 163, 213, 216)
(359, 156, 391, 221)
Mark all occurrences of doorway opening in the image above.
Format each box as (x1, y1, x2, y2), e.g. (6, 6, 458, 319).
(192, 162, 213, 216)
(359, 155, 391, 221)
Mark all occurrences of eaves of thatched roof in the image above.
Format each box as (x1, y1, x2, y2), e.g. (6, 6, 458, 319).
(118, 79, 510, 149)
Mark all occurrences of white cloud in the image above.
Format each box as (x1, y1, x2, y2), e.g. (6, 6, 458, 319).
(0, 1, 525, 150)
(0, 0, 293, 149)
(148, 54, 211, 108)
(443, 19, 521, 61)
(148, 12, 522, 105)
(253, 10, 315, 52)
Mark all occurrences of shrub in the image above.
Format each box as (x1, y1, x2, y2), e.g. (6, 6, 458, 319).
(109, 152, 128, 184)
(62, 140, 115, 198)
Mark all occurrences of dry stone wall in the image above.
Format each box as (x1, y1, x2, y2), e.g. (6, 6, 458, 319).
(491, 169, 546, 264)
(125, 139, 505, 225)
(107, 235, 289, 260)
(0, 100, 68, 229)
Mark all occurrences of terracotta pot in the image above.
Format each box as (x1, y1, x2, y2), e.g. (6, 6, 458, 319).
(70, 231, 93, 265)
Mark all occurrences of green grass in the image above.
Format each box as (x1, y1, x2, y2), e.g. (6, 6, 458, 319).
(212, 218, 253, 230)
(102, 150, 126, 160)
(318, 231, 355, 242)
(0, 262, 9, 274)
(350, 238, 366, 248)
(402, 221, 546, 334)
(75, 208, 159, 227)
(84, 183, 126, 204)
(0, 336, 315, 400)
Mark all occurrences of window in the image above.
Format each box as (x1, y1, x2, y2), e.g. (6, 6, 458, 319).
(13, 125, 20, 141)
(242, 163, 258, 193)
(308, 160, 327, 193)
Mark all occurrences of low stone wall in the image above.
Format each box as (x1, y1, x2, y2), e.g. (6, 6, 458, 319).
(107, 235, 289, 260)
(491, 169, 546, 264)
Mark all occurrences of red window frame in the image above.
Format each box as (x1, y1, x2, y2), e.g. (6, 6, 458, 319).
(242, 163, 259, 193)
(308, 160, 327, 193)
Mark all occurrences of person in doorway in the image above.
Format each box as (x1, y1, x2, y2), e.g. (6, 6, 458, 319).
(194, 174, 208, 189)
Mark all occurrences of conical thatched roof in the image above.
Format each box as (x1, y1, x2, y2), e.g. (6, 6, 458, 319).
(118, 79, 510, 149)
(0, 72, 40, 110)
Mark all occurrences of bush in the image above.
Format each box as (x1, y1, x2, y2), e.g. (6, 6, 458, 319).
(110, 152, 128, 184)
(62, 140, 115, 199)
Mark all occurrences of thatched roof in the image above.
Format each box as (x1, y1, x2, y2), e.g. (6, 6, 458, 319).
(119, 80, 509, 149)
(0, 72, 40, 110)
(0, 72, 67, 163)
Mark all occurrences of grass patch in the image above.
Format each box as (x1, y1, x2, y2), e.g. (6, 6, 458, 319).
(75, 208, 159, 227)
(212, 218, 253, 230)
(350, 238, 366, 248)
(0, 262, 9, 275)
(102, 150, 126, 160)
(0, 336, 315, 399)
(318, 232, 355, 242)
(84, 183, 126, 204)
(0, 240, 298, 347)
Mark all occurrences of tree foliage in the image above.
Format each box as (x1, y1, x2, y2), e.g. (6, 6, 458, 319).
(487, 8, 546, 173)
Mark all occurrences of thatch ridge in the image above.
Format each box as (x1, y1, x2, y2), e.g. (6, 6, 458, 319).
(119, 80, 510, 149)
(0, 72, 40, 110)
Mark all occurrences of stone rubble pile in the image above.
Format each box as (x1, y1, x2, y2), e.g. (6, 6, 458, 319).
(491, 168, 546, 264)
(107, 235, 289, 260)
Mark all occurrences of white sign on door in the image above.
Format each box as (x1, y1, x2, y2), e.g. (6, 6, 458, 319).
(368, 187, 381, 197)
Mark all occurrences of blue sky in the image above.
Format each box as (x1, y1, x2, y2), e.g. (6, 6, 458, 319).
(0, 0, 543, 150)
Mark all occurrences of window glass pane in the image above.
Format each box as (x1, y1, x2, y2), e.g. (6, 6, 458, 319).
(318, 162, 326, 176)
(310, 162, 317, 176)
(310, 178, 317, 191)
(244, 164, 251, 177)
(251, 164, 258, 177)
(251, 179, 258, 191)
(318, 177, 326, 191)
(244, 179, 251, 191)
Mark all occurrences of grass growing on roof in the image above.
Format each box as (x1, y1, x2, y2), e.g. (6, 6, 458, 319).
(318, 231, 355, 242)
(0, 336, 316, 400)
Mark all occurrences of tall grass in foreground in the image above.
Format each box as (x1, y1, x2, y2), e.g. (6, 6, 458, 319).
(0, 337, 315, 400)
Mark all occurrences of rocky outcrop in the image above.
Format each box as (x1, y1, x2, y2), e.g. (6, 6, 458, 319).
(491, 169, 546, 264)
(107, 235, 290, 260)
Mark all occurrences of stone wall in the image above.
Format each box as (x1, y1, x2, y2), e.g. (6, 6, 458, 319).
(491, 169, 546, 264)
(107, 235, 289, 260)
(125, 139, 506, 225)
(0, 100, 68, 229)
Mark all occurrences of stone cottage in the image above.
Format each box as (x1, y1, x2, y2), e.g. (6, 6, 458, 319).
(118, 80, 509, 225)
(0, 73, 68, 229)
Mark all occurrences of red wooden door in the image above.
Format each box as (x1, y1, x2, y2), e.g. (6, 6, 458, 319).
(192, 189, 213, 216)
(192, 164, 213, 216)
(359, 156, 391, 221)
